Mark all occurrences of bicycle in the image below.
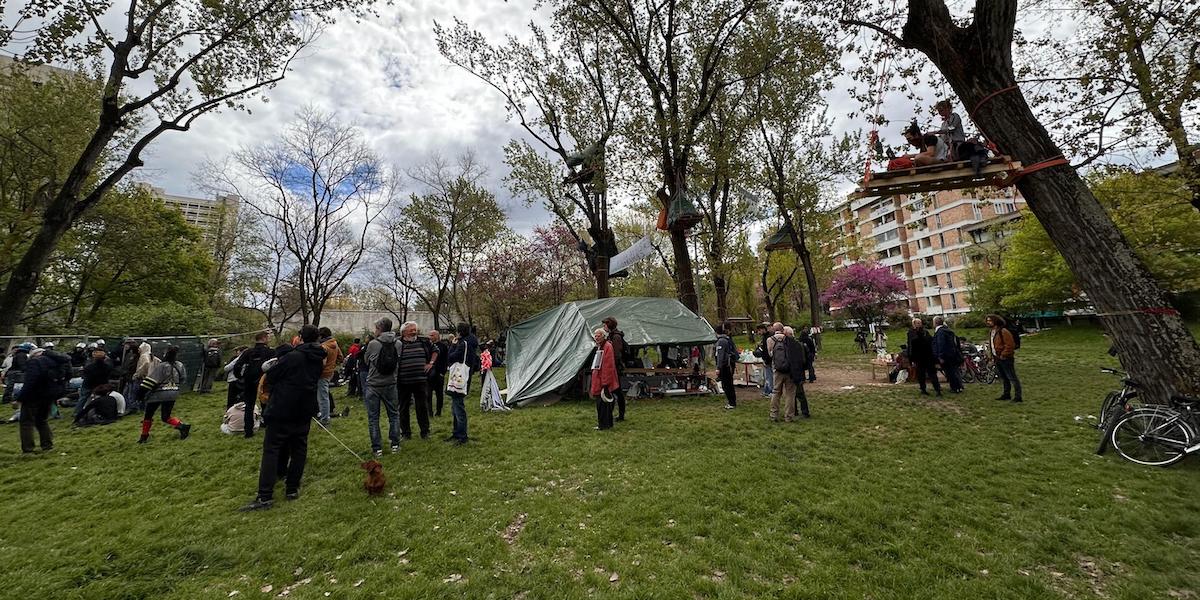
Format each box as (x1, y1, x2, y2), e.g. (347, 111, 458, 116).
(1108, 393, 1200, 467)
(1094, 367, 1141, 455)
(958, 345, 996, 385)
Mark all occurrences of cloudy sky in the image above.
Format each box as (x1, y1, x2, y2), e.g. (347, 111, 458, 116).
(139, 0, 557, 232)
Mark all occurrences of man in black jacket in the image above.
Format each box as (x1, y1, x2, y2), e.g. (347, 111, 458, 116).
(240, 325, 326, 511)
(234, 331, 276, 438)
(18, 348, 71, 453)
(931, 316, 964, 393)
(906, 318, 943, 397)
(427, 329, 449, 417)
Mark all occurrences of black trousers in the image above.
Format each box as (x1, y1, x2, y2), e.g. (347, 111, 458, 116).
(257, 419, 311, 501)
(226, 380, 243, 409)
(346, 369, 360, 397)
(796, 383, 811, 417)
(19, 397, 53, 452)
(942, 359, 964, 391)
(241, 383, 259, 436)
(614, 387, 626, 419)
(595, 395, 614, 429)
(398, 380, 429, 437)
(427, 373, 444, 416)
(916, 361, 943, 394)
(719, 368, 736, 406)
(143, 401, 177, 422)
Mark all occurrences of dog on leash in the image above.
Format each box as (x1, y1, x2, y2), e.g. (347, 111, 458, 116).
(361, 460, 386, 496)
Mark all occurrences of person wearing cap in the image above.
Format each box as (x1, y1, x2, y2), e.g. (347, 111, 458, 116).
(17, 346, 70, 453)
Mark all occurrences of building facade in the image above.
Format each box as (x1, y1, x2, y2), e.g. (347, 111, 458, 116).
(830, 188, 1026, 316)
(138, 184, 239, 241)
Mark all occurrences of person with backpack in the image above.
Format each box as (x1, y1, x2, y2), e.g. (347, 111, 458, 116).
(714, 324, 738, 410)
(987, 314, 1023, 403)
(17, 347, 70, 452)
(768, 327, 798, 421)
(223, 346, 247, 408)
(395, 321, 435, 441)
(2, 343, 32, 406)
(233, 332, 276, 438)
(444, 322, 472, 445)
(239, 325, 326, 511)
(364, 318, 404, 457)
(931, 316, 964, 393)
(127, 341, 155, 415)
(136, 346, 192, 443)
(602, 317, 629, 421)
(198, 339, 222, 394)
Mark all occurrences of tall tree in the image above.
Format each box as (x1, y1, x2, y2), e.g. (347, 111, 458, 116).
(0, 0, 376, 335)
(394, 153, 505, 329)
(842, 0, 1200, 400)
(820, 262, 907, 328)
(436, 16, 629, 298)
(559, 0, 779, 312)
(219, 108, 389, 327)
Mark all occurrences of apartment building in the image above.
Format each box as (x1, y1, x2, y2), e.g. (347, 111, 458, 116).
(138, 184, 239, 242)
(829, 188, 1026, 316)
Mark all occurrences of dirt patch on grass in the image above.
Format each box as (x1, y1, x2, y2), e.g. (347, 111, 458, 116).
(502, 513, 528, 545)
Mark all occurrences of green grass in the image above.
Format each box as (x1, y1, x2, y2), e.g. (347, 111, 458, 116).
(1, 326, 1199, 599)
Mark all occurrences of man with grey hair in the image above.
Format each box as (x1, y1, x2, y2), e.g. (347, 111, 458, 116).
(906, 317, 942, 397)
(396, 321, 436, 440)
(931, 316, 964, 393)
(364, 317, 403, 457)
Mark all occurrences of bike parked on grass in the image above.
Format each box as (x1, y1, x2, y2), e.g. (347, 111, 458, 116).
(1094, 367, 1141, 455)
(958, 343, 996, 385)
(1108, 392, 1200, 467)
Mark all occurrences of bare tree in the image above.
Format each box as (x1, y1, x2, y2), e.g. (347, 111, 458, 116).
(217, 108, 390, 327)
(0, 0, 376, 335)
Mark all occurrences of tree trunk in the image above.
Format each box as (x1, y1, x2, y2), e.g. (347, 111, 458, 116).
(781, 212, 823, 329)
(901, 0, 1200, 399)
(669, 227, 699, 312)
(714, 274, 729, 324)
(590, 227, 614, 299)
(0, 212, 74, 336)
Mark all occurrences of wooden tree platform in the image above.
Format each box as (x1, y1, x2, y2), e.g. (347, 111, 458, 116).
(849, 156, 1023, 200)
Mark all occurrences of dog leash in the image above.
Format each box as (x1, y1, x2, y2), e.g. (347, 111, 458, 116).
(312, 418, 367, 463)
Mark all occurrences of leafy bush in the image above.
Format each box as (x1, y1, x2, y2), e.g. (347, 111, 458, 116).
(951, 311, 988, 329)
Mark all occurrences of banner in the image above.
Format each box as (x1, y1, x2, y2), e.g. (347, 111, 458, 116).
(609, 236, 654, 274)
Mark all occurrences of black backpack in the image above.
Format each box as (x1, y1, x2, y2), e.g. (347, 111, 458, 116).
(1006, 324, 1022, 349)
(376, 340, 399, 376)
(204, 348, 222, 368)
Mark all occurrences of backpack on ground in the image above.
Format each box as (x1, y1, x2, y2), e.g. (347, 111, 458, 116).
(376, 341, 399, 376)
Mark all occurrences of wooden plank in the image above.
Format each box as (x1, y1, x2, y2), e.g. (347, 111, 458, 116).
(849, 160, 1023, 200)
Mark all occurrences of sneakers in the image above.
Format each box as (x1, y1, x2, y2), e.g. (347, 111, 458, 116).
(373, 449, 384, 458)
(178, 423, 192, 440)
(390, 444, 400, 454)
(238, 498, 273, 512)
(723, 404, 735, 410)
(285, 490, 299, 501)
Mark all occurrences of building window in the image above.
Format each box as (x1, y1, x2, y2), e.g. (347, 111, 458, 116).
(934, 213, 942, 228)
(972, 204, 983, 220)
(923, 256, 935, 269)
(917, 237, 932, 250)
(945, 272, 954, 288)
(950, 293, 958, 309)
(875, 229, 899, 243)
(995, 202, 1016, 215)
(938, 232, 946, 247)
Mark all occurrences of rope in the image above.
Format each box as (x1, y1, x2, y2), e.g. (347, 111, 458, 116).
(1094, 307, 1182, 318)
(998, 155, 1069, 187)
(862, 0, 902, 184)
(971, 84, 1020, 117)
(312, 418, 367, 463)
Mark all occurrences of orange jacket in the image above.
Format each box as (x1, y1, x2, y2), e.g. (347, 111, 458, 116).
(320, 337, 341, 379)
(990, 327, 1016, 360)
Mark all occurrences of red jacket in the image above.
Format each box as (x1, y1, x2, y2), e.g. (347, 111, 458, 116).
(590, 341, 619, 396)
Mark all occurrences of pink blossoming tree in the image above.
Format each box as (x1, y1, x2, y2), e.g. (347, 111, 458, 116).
(820, 262, 907, 327)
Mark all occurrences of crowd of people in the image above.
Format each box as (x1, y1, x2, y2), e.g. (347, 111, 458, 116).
(2, 310, 1023, 508)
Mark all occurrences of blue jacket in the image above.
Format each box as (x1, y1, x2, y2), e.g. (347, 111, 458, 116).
(932, 326, 962, 363)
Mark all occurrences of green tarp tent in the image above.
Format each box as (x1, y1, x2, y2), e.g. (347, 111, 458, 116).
(505, 297, 716, 406)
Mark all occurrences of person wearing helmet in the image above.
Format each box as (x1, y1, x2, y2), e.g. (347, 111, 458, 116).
(69, 343, 87, 368)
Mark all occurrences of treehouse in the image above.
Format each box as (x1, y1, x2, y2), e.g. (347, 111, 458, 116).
(763, 222, 797, 251)
(849, 156, 1024, 200)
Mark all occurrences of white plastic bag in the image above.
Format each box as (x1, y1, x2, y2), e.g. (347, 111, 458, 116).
(480, 370, 508, 412)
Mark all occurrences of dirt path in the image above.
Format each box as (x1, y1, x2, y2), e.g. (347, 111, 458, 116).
(730, 358, 890, 401)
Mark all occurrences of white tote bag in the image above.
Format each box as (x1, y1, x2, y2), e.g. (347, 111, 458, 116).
(446, 362, 470, 395)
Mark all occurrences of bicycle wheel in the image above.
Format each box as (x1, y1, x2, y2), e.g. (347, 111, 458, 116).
(1098, 391, 1123, 431)
(1110, 407, 1194, 467)
(983, 365, 997, 385)
(960, 365, 974, 384)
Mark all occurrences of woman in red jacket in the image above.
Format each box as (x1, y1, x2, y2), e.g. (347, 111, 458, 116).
(590, 328, 618, 430)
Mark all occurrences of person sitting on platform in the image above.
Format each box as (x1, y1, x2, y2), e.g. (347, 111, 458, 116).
(887, 125, 945, 170)
(931, 99, 966, 160)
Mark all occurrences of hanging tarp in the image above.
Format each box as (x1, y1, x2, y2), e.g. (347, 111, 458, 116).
(763, 222, 797, 251)
(609, 236, 655, 274)
(667, 191, 703, 230)
(505, 297, 716, 406)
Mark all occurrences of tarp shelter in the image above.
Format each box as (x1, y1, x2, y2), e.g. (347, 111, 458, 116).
(505, 297, 716, 406)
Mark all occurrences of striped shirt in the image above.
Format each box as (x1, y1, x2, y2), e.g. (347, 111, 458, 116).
(398, 339, 430, 384)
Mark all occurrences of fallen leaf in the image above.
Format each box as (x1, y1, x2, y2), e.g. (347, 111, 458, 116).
(228, 592, 240, 597)
(260, 585, 273, 593)
(609, 573, 619, 583)
(353, 580, 364, 587)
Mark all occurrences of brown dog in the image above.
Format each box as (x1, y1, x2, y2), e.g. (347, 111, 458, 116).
(361, 460, 386, 496)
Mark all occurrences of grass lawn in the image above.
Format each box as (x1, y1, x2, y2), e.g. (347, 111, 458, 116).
(1, 325, 1199, 599)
